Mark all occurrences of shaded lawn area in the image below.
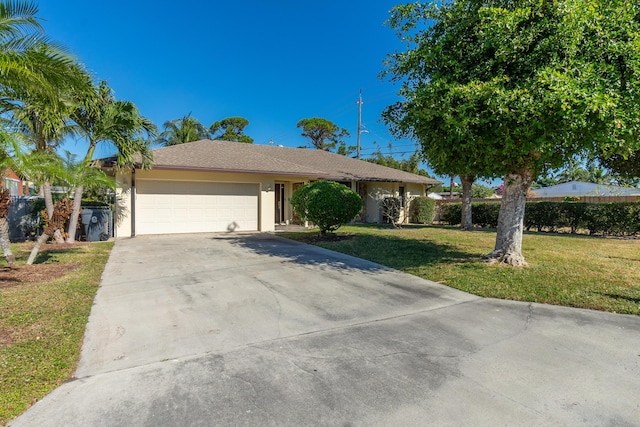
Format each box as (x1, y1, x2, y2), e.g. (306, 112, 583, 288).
(0, 241, 113, 426)
(281, 224, 640, 316)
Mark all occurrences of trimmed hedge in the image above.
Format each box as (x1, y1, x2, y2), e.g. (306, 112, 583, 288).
(410, 196, 436, 224)
(440, 201, 640, 236)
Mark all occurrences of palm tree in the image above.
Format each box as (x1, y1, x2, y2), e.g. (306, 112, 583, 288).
(9, 92, 75, 243)
(2, 136, 65, 264)
(1, 1, 94, 242)
(8, 148, 106, 265)
(556, 158, 590, 183)
(156, 113, 209, 146)
(0, 1, 89, 109)
(67, 81, 156, 242)
(26, 197, 72, 265)
(59, 151, 115, 242)
(0, 131, 17, 266)
(586, 160, 612, 185)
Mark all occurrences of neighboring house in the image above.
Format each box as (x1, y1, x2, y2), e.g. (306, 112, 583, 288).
(531, 181, 640, 198)
(104, 139, 440, 237)
(1, 168, 30, 196)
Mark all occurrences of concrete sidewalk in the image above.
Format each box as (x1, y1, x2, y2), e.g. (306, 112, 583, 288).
(10, 233, 640, 426)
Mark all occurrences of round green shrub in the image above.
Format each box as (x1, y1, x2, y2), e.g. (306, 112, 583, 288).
(291, 180, 362, 234)
(410, 196, 436, 224)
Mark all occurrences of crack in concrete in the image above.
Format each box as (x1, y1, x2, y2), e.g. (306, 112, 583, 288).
(253, 276, 283, 338)
(525, 303, 534, 331)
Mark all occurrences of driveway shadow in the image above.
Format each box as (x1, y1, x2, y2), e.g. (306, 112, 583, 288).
(223, 234, 389, 272)
(223, 231, 478, 274)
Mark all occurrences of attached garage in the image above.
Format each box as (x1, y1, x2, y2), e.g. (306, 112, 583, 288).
(135, 180, 259, 235)
(110, 139, 441, 238)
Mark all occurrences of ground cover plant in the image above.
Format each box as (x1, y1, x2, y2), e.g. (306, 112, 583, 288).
(281, 225, 640, 315)
(0, 241, 113, 425)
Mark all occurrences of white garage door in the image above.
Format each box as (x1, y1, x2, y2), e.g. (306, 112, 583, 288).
(135, 180, 259, 235)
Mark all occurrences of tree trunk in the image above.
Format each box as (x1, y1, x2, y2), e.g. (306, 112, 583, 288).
(43, 182, 54, 219)
(0, 217, 15, 267)
(66, 186, 83, 243)
(460, 174, 475, 231)
(28, 199, 73, 265)
(43, 182, 65, 244)
(0, 190, 15, 267)
(483, 172, 532, 266)
(27, 232, 49, 265)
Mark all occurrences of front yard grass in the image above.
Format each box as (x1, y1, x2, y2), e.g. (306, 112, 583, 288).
(0, 241, 113, 426)
(281, 225, 640, 315)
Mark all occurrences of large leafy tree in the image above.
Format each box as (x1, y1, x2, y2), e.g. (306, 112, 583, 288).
(210, 117, 253, 143)
(156, 113, 209, 146)
(383, 0, 640, 265)
(296, 117, 352, 154)
(599, 150, 640, 184)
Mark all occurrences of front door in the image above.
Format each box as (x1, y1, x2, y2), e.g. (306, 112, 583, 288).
(275, 183, 285, 224)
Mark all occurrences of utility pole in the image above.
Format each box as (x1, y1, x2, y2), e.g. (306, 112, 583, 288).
(356, 89, 363, 159)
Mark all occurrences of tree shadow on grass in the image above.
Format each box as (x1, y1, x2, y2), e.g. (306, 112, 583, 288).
(224, 231, 479, 273)
(600, 293, 640, 304)
(24, 246, 84, 265)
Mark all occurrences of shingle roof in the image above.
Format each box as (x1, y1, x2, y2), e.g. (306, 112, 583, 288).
(135, 139, 440, 185)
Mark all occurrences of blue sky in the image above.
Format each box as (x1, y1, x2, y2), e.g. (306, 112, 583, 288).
(38, 0, 425, 165)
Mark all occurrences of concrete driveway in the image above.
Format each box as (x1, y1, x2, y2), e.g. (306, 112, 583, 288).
(10, 233, 640, 426)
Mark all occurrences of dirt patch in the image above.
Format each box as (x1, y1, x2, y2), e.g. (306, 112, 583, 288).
(0, 263, 80, 289)
(0, 243, 87, 289)
(0, 327, 13, 346)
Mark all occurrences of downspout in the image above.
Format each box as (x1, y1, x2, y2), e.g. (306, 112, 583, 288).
(131, 168, 136, 237)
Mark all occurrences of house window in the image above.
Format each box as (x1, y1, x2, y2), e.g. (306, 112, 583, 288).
(3, 178, 19, 196)
(399, 186, 405, 207)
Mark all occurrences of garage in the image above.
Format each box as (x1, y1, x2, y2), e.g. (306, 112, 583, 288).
(135, 180, 259, 235)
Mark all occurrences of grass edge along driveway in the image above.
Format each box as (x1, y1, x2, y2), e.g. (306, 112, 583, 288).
(280, 224, 640, 316)
(0, 242, 113, 426)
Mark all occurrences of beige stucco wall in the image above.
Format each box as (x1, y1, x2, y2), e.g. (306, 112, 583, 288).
(361, 182, 426, 224)
(114, 173, 133, 238)
(114, 169, 427, 237)
(115, 169, 300, 237)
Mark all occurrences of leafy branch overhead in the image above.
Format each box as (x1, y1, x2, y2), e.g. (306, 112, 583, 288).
(383, 0, 640, 266)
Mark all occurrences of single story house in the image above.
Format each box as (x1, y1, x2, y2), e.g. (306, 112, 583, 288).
(105, 139, 440, 237)
(531, 181, 640, 198)
(2, 168, 31, 196)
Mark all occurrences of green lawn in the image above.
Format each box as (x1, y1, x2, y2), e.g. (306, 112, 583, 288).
(281, 225, 640, 315)
(0, 242, 113, 426)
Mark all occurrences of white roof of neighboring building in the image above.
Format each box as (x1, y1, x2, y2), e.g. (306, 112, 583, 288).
(531, 181, 640, 197)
